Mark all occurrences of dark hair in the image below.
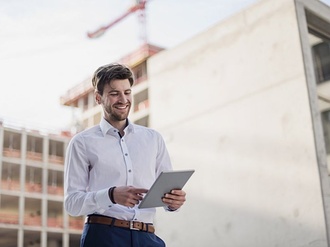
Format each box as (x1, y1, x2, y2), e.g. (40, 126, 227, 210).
(92, 63, 134, 95)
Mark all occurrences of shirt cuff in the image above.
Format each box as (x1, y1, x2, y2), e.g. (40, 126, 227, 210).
(95, 188, 114, 212)
(165, 206, 180, 212)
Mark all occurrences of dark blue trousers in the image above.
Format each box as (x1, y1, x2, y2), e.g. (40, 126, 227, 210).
(80, 223, 166, 247)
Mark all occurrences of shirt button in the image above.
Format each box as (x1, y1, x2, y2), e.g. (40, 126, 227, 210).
(128, 169, 132, 173)
(125, 153, 128, 156)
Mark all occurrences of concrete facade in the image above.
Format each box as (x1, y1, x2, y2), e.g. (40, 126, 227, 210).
(148, 0, 330, 246)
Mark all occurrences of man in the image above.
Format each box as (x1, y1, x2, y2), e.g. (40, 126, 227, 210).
(64, 63, 187, 247)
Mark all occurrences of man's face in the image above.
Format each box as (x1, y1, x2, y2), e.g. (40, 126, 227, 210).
(99, 79, 132, 123)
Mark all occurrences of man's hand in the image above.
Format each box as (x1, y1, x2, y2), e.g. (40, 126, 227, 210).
(162, 189, 186, 211)
(112, 186, 148, 208)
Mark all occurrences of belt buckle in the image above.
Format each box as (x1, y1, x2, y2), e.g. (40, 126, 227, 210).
(129, 221, 140, 231)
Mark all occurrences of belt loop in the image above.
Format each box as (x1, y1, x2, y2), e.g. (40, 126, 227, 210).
(86, 215, 91, 224)
(110, 217, 115, 227)
(146, 223, 149, 232)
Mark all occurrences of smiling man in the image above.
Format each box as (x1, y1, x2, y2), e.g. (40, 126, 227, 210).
(64, 63, 187, 247)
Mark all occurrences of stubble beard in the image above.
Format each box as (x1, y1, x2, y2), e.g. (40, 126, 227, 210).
(106, 105, 130, 122)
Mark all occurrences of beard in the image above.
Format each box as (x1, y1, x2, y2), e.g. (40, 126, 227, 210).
(104, 104, 131, 122)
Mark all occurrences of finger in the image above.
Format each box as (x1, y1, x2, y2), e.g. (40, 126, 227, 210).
(122, 199, 137, 207)
(133, 188, 148, 194)
(128, 199, 140, 208)
(129, 192, 144, 201)
(164, 193, 185, 200)
(163, 195, 186, 207)
(163, 193, 184, 202)
(170, 190, 186, 196)
(128, 196, 141, 204)
(162, 197, 183, 208)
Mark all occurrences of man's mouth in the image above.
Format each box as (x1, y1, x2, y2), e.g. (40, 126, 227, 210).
(115, 105, 129, 110)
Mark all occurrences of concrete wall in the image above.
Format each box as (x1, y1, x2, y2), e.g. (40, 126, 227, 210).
(148, 0, 329, 246)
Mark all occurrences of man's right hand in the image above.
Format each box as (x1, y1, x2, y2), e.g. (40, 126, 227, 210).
(112, 186, 148, 208)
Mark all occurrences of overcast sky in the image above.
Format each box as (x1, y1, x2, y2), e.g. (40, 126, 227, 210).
(1, 0, 329, 132)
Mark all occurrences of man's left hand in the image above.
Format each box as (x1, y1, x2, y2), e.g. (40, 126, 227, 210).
(162, 189, 186, 211)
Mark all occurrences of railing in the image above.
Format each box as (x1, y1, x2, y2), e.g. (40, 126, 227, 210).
(0, 213, 83, 229)
(60, 77, 92, 106)
(69, 217, 84, 230)
(48, 186, 64, 196)
(48, 155, 64, 165)
(47, 217, 63, 228)
(119, 43, 163, 67)
(2, 149, 65, 165)
(0, 212, 19, 224)
(1, 179, 64, 195)
(25, 183, 42, 193)
(26, 151, 43, 161)
(2, 148, 21, 158)
(1, 179, 20, 191)
(24, 215, 41, 226)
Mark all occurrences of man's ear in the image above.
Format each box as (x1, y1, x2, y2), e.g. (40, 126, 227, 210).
(95, 91, 101, 104)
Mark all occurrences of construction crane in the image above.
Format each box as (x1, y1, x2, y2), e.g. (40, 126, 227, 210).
(87, 0, 147, 43)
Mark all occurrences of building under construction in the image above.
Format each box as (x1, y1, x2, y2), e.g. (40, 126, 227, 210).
(60, 0, 330, 246)
(0, 123, 83, 247)
(2, 0, 330, 246)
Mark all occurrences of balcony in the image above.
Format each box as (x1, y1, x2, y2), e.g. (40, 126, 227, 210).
(69, 217, 84, 230)
(25, 183, 42, 193)
(1, 179, 64, 197)
(1, 179, 20, 191)
(47, 217, 63, 228)
(48, 155, 64, 165)
(2, 148, 21, 158)
(26, 151, 43, 161)
(48, 186, 64, 196)
(0, 212, 19, 225)
(0, 213, 83, 230)
(24, 214, 41, 226)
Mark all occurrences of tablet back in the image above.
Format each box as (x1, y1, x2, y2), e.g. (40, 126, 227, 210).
(138, 169, 195, 209)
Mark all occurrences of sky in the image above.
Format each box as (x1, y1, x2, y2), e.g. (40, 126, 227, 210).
(1, 0, 330, 132)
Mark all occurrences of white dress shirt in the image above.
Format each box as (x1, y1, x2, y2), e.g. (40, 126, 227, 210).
(64, 118, 172, 223)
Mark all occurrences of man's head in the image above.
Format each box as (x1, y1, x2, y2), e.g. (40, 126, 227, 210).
(92, 63, 134, 127)
(92, 63, 134, 95)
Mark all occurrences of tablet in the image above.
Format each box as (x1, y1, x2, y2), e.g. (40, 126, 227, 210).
(138, 169, 195, 209)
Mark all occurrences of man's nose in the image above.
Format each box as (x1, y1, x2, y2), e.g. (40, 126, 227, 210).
(118, 93, 128, 103)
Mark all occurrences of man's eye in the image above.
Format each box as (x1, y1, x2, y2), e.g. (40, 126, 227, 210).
(125, 91, 131, 95)
(110, 93, 118, 96)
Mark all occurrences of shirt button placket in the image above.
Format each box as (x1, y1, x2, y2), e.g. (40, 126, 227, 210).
(120, 138, 133, 185)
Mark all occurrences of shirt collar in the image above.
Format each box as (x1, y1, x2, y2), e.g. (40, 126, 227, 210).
(100, 118, 135, 136)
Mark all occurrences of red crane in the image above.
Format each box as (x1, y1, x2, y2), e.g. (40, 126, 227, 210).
(87, 0, 147, 42)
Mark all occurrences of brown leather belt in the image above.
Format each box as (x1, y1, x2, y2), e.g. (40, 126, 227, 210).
(85, 215, 155, 233)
